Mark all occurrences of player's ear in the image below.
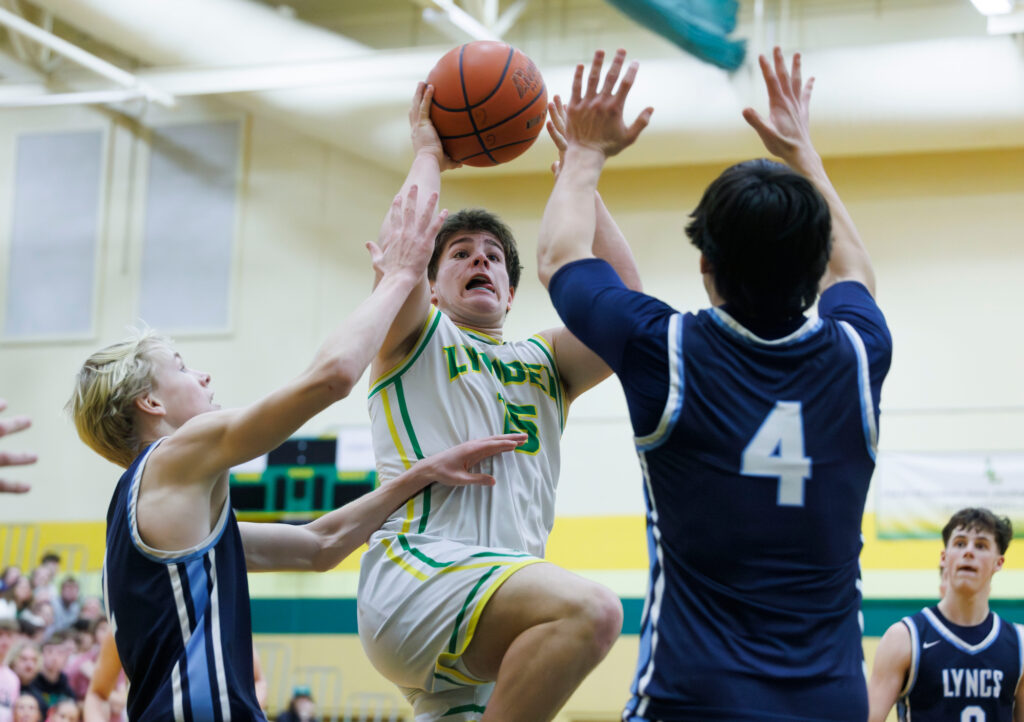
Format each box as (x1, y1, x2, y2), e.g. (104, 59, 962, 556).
(506, 285, 516, 312)
(429, 280, 439, 306)
(134, 392, 166, 418)
(700, 253, 713, 274)
(995, 554, 1005, 573)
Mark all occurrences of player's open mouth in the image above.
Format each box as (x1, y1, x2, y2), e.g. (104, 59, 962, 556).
(466, 275, 495, 294)
(956, 565, 978, 574)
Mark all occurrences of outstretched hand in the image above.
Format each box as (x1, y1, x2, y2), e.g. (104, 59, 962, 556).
(366, 184, 446, 282)
(0, 399, 35, 493)
(564, 49, 654, 158)
(742, 47, 817, 165)
(418, 433, 528, 487)
(546, 95, 569, 177)
(410, 82, 462, 172)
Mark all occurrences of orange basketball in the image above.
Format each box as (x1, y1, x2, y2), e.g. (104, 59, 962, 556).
(427, 41, 547, 167)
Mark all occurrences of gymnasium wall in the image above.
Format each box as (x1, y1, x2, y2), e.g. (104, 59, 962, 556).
(1, 96, 1023, 719)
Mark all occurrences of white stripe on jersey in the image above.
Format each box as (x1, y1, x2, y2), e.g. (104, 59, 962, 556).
(208, 549, 232, 722)
(900, 616, 920, 698)
(837, 321, 878, 460)
(172, 661, 185, 722)
(168, 564, 193, 645)
(635, 450, 665, 707)
(635, 313, 683, 451)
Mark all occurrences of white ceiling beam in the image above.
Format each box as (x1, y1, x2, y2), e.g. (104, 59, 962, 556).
(493, 0, 529, 38)
(0, 5, 175, 106)
(411, 0, 501, 41)
(0, 50, 450, 106)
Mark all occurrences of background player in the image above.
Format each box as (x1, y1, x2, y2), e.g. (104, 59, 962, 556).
(868, 508, 1024, 721)
(66, 187, 525, 722)
(537, 47, 891, 720)
(356, 62, 650, 722)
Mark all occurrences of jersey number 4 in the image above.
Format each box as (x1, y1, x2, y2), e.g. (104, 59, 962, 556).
(740, 401, 811, 507)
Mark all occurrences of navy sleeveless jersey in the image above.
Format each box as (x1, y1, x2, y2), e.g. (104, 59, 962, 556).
(103, 440, 265, 721)
(550, 259, 892, 721)
(898, 607, 1024, 722)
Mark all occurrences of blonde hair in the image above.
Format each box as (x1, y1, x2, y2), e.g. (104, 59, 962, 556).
(66, 329, 172, 468)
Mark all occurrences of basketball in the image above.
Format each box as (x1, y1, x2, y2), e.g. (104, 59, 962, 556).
(426, 41, 548, 167)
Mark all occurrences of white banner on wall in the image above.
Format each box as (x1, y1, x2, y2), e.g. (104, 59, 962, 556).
(875, 451, 1024, 539)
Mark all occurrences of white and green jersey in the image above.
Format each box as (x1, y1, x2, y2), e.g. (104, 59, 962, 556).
(367, 306, 566, 558)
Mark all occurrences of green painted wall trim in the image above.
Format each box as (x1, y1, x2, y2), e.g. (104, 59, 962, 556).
(251, 598, 1024, 636)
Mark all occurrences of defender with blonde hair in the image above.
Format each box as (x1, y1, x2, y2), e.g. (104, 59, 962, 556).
(67, 187, 525, 722)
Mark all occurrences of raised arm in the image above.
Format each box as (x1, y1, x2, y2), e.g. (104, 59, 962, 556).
(867, 621, 912, 722)
(373, 83, 462, 372)
(742, 47, 876, 296)
(155, 186, 445, 484)
(536, 49, 652, 402)
(240, 433, 524, 572)
(0, 399, 36, 493)
(546, 94, 643, 292)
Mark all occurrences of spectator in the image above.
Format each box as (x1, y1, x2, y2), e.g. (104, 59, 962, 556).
(42, 699, 77, 722)
(276, 687, 316, 722)
(49, 583, 78, 636)
(70, 606, 98, 631)
(11, 695, 40, 722)
(1, 619, 22, 722)
(72, 602, 100, 627)
(0, 399, 36, 494)
(5, 643, 40, 709)
(0, 579, 32, 621)
(25, 635, 73, 711)
(0, 570, 19, 594)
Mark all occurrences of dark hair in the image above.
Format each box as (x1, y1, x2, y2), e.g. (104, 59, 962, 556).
(942, 508, 1013, 554)
(428, 209, 522, 291)
(40, 553, 60, 565)
(686, 159, 832, 320)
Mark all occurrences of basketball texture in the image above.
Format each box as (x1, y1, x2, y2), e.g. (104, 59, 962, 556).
(427, 41, 547, 167)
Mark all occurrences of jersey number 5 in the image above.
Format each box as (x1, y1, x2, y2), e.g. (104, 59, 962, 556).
(497, 393, 540, 455)
(741, 401, 811, 507)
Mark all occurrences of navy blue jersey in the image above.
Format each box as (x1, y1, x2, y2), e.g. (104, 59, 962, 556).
(550, 259, 892, 721)
(898, 607, 1024, 722)
(104, 440, 265, 722)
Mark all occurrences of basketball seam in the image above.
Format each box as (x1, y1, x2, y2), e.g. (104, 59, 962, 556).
(454, 137, 538, 162)
(455, 43, 515, 165)
(432, 47, 517, 113)
(435, 86, 547, 140)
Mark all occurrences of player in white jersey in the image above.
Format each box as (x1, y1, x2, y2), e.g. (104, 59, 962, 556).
(357, 57, 652, 722)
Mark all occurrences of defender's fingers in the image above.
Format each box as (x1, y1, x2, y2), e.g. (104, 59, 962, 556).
(772, 47, 793, 97)
(571, 63, 585, 105)
(625, 106, 654, 144)
(0, 416, 30, 437)
(790, 52, 803, 97)
(741, 107, 777, 146)
(415, 191, 440, 232)
(615, 60, 640, 101)
(546, 120, 567, 151)
(424, 208, 448, 242)
(0, 451, 37, 466)
(0, 400, 8, 413)
(0, 479, 30, 493)
(402, 185, 420, 230)
(586, 49, 605, 97)
(758, 54, 785, 102)
(601, 49, 627, 96)
(802, 76, 815, 109)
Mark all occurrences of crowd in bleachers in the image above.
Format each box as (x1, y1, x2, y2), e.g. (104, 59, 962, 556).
(0, 554, 125, 722)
